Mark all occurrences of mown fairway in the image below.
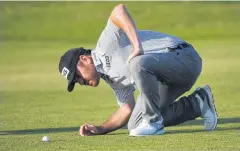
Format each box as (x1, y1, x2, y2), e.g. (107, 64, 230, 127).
(0, 2, 239, 151)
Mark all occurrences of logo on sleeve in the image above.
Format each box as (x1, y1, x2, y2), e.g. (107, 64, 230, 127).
(62, 67, 69, 79)
(105, 55, 111, 68)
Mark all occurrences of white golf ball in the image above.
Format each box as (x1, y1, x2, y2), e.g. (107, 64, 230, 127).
(42, 136, 50, 142)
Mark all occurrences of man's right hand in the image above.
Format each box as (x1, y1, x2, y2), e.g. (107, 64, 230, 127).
(79, 123, 101, 136)
(127, 48, 144, 64)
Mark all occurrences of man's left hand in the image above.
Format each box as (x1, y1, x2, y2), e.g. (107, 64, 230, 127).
(79, 123, 100, 136)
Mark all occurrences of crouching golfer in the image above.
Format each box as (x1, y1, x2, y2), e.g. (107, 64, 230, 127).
(59, 4, 218, 136)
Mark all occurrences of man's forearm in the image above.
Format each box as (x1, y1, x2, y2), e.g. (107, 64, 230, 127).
(97, 102, 134, 134)
(110, 4, 142, 52)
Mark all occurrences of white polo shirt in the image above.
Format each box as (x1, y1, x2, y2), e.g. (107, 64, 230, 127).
(91, 19, 185, 106)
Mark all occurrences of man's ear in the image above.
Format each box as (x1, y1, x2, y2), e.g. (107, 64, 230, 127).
(79, 55, 92, 64)
(79, 55, 85, 61)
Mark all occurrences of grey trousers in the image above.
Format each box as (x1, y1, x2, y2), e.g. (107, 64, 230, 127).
(128, 45, 202, 131)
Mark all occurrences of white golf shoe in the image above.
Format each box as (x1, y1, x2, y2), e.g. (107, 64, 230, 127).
(129, 119, 165, 136)
(195, 85, 218, 131)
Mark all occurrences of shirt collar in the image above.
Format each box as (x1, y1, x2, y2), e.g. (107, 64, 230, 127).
(91, 49, 107, 74)
(91, 49, 101, 66)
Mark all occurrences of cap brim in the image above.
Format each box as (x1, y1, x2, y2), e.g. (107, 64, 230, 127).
(64, 49, 83, 92)
(67, 64, 77, 92)
(68, 80, 75, 92)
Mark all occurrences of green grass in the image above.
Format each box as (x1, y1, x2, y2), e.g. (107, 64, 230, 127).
(0, 2, 240, 151)
(1, 1, 240, 42)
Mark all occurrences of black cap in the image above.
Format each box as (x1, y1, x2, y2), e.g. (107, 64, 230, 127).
(59, 47, 86, 92)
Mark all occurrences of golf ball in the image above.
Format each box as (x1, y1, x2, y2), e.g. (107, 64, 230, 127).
(42, 136, 50, 142)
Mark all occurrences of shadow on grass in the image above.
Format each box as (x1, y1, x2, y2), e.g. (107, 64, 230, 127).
(0, 117, 239, 136)
(107, 132, 128, 136)
(0, 127, 80, 135)
(167, 126, 240, 135)
(177, 117, 240, 127)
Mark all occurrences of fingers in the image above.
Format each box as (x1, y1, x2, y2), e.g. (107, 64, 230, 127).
(79, 125, 86, 136)
(79, 124, 89, 136)
(86, 125, 97, 134)
(127, 49, 144, 65)
(79, 124, 96, 136)
(85, 124, 96, 134)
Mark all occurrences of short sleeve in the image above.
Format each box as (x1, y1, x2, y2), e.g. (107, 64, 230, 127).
(112, 86, 135, 107)
(105, 19, 121, 35)
(96, 19, 124, 52)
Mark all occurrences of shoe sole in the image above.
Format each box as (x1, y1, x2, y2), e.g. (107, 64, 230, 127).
(203, 85, 218, 130)
(129, 128, 166, 137)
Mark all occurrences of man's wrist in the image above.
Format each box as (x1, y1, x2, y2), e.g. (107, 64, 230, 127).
(96, 126, 108, 135)
(134, 45, 143, 53)
(134, 45, 144, 55)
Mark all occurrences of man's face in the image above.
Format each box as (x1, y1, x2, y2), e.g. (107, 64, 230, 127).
(75, 55, 100, 87)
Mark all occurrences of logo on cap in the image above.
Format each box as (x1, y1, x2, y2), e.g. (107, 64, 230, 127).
(62, 67, 69, 79)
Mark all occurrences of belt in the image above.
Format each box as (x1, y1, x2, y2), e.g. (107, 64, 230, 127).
(168, 43, 191, 52)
